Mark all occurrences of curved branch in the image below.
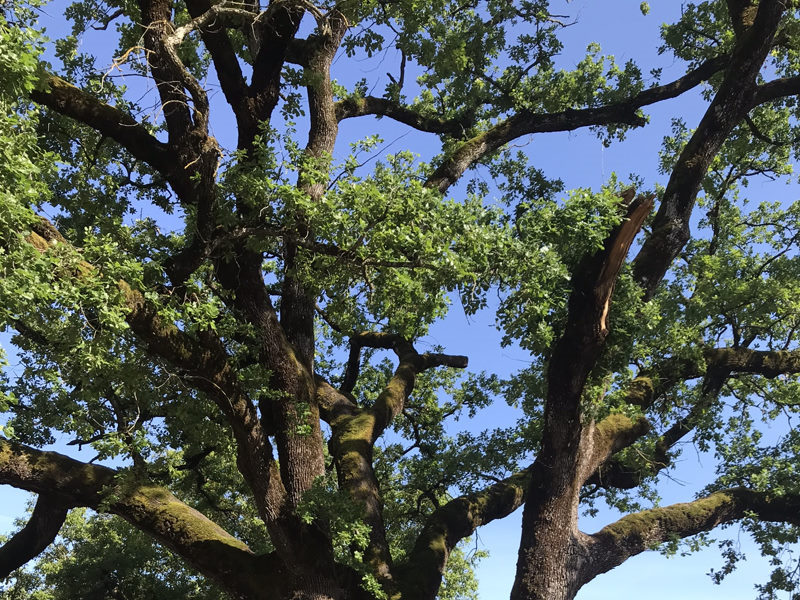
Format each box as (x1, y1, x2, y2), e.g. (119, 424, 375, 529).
(0, 493, 68, 578)
(170, 1, 256, 44)
(30, 74, 171, 174)
(0, 439, 270, 596)
(327, 335, 467, 581)
(184, 0, 251, 140)
(399, 468, 532, 600)
(583, 414, 651, 482)
(583, 486, 800, 587)
(424, 56, 729, 194)
(21, 220, 284, 533)
(335, 96, 471, 137)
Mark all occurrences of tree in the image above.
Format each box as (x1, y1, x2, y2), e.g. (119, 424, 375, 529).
(2, 0, 800, 598)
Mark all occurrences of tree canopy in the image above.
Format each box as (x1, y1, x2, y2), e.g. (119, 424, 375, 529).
(2, 1, 800, 599)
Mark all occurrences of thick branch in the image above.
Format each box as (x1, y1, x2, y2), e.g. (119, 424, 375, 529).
(0, 439, 269, 596)
(546, 193, 653, 440)
(584, 486, 800, 587)
(22, 222, 283, 532)
(0, 493, 68, 578)
(587, 347, 800, 491)
(400, 469, 532, 600)
(754, 75, 800, 105)
(424, 57, 728, 193)
(328, 335, 467, 581)
(583, 414, 650, 482)
(184, 0, 252, 140)
(30, 75, 171, 175)
(633, 1, 788, 298)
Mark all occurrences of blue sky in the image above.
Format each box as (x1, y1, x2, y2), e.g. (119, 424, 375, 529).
(2, 1, 798, 598)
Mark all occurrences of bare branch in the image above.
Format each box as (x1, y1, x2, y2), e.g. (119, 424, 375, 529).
(335, 96, 471, 137)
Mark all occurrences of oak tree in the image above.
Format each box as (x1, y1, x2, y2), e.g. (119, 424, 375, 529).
(2, 1, 800, 599)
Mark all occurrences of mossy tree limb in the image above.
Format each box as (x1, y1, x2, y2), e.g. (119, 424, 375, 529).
(583, 487, 800, 587)
(0, 439, 276, 598)
(399, 468, 533, 600)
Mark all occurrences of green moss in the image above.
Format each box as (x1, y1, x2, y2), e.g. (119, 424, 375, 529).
(600, 491, 734, 543)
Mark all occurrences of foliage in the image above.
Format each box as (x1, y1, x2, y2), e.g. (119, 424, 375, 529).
(0, 1, 799, 600)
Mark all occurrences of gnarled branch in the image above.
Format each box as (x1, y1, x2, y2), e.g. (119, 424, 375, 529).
(0, 439, 269, 596)
(400, 468, 532, 600)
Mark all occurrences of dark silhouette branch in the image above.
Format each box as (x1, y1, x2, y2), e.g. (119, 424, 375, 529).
(0, 494, 69, 578)
(633, 1, 788, 298)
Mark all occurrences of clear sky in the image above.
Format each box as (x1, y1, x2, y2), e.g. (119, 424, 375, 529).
(1, 1, 796, 599)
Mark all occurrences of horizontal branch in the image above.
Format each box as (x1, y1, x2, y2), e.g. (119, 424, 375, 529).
(425, 56, 729, 193)
(754, 74, 800, 106)
(705, 346, 800, 378)
(335, 96, 471, 137)
(169, 1, 257, 45)
(584, 486, 800, 587)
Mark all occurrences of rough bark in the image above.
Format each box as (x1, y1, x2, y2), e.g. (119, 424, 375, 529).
(511, 194, 653, 600)
(583, 487, 800, 587)
(633, 0, 789, 298)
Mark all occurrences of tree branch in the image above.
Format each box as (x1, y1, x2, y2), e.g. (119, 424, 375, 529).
(583, 486, 800, 587)
(546, 192, 653, 438)
(0, 439, 271, 596)
(184, 0, 252, 143)
(633, 1, 788, 298)
(400, 468, 532, 600)
(30, 74, 171, 175)
(335, 96, 471, 137)
(754, 74, 800, 106)
(21, 220, 285, 533)
(583, 413, 651, 482)
(424, 56, 729, 194)
(0, 493, 68, 578)
(327, 334, 467, 582)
